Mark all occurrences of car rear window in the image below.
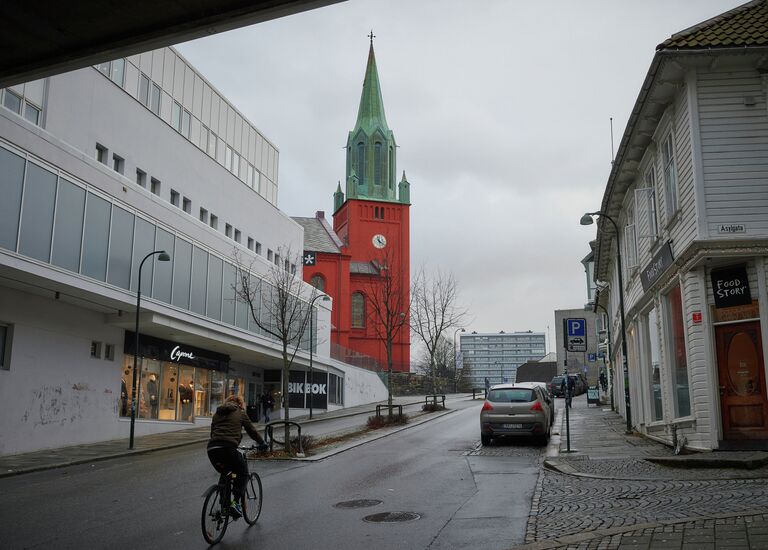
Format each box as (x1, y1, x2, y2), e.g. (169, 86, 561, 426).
(551, 377, 564, 384)
(488, 388, 535, 403)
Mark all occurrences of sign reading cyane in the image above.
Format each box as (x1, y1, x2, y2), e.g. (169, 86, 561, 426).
(711, 265, 751, 309)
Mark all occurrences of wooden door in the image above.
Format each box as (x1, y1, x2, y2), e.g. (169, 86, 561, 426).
(715, 321, 768, 440)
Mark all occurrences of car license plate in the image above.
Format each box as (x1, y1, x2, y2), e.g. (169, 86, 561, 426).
(502, 423, 523, 429)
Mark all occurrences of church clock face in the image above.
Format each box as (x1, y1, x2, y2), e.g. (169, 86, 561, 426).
(372, 234, 387, 249)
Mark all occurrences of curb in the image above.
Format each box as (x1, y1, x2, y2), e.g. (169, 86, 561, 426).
(0, 437, 210, 479)
(0, 403, 458, 477)
(509, 509, 768, 550)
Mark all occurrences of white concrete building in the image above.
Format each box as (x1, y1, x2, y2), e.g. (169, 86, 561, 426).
(588, 1, 768, 451)
(460, 331, 546, 388)
(0, 48, 386, 457)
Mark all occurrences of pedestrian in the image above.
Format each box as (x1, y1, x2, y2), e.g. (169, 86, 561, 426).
(180, 380, 194, 421)
(262, 389, 274, 423)
(599, 371, 608, 392)
(561, 376, 575, 408)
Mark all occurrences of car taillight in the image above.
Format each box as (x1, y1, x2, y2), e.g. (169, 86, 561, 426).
(481, 401, 494, 412)
(530, 401, 543, 412)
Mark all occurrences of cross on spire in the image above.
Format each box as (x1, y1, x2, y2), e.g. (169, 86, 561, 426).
(368, 30, 375, 44)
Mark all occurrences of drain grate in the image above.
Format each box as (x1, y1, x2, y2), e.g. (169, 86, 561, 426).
(334, 499, 383, 509)
(363, 511, 421, 523)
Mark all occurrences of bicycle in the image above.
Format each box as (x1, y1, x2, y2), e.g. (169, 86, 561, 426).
(201, 445, 263, 545)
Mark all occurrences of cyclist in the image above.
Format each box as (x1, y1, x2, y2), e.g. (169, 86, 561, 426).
(207, 395, 268, 518)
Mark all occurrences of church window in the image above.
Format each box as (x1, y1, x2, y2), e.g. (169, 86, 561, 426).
(357, 142, 365, 183)
(310, 274, 326, 292)
(351, 292, 365, 328)
(374, 142, 382, 185)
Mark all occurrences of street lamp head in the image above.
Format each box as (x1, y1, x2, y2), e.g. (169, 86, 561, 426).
(157, 251, 171, 261)
(580, 213, 595, 226)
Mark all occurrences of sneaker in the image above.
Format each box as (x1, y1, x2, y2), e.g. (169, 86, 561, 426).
(257, 442, 269, 452)
(229, 500, 242, 519)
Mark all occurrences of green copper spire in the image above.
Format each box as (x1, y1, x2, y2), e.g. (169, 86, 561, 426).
(353, 39, 389, 135)
(344, 36, 399, 202)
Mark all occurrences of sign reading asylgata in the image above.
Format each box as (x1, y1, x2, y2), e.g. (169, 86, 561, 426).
(640, 241, 674, 292)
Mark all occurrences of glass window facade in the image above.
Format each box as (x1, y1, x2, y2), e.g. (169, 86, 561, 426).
(0, 144, 311, 353)
(18, 163, 56, 262)
(643, 306, 663, 422)
(121, 357, 242, 421)
(665, 285, 691, 418)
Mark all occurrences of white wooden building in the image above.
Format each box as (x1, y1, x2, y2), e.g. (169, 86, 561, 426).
(589, 0, 768, 451)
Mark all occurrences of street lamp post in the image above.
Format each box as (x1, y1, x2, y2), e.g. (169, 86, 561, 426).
(453, 328, 465, 392)
(129, 250, 171, 449)
(308, 294, 330, 420)
(592, 301, 614, 412)
(581, 211, 631, 433)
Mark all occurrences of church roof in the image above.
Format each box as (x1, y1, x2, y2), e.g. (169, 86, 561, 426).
(350, 261, 380, 275)
(658, 0, 768, 50)
(352, 41, 389, 135)
(292, 215, 343, 254)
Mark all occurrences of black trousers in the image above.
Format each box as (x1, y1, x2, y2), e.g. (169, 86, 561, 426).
(207, 444, 248, 500)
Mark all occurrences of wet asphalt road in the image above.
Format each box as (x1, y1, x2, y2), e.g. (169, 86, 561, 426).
(0, 398, 544, 550)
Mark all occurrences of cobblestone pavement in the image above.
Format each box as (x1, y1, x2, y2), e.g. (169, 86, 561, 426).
(509, 397, 768, 549)
(527, 469, 768, 541)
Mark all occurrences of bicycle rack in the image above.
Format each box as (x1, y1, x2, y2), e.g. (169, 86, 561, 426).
(265, 421, 304, 454)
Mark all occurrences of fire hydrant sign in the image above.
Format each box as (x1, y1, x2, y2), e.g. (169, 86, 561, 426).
(564, 318, 587, 352)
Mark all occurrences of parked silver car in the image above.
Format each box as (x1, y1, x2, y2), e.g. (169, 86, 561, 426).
(513, 381, 555, 423)
(480, 384, 553, 446)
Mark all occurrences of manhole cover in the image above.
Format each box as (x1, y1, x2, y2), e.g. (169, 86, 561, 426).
(363, 511, 421, 523)
(334, 499, 383, 509)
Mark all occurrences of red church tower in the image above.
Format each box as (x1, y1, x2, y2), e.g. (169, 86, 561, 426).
(296, 40, 411, 371)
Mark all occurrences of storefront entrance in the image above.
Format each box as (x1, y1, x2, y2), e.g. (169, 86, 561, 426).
(715, 321, 768, 440)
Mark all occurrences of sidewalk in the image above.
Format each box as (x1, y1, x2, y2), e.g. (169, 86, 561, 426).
(0, 394, 459, 478)
(514, 396, 768, 550)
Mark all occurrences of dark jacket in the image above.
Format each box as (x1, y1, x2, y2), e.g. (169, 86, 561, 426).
(209, 403, 263, 447)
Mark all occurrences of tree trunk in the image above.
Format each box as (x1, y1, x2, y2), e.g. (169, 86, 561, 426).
(282, 346, 291, 453)
(387, 338, 393, 419)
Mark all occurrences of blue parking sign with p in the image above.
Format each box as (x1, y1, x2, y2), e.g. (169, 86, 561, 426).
(567, 319, 585, 337)
(565, 317, 587, 352)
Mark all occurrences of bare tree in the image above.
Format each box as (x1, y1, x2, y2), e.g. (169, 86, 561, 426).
(411, 267, 469, 393)
(363, 246, 410, 417)
(233, 246, 315, 450)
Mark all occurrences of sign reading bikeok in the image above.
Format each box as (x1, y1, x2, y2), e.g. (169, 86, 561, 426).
(711, 265, 751, 309)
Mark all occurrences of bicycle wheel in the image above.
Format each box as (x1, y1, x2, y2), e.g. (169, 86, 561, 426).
(242, 473, 263, 525)
(201, 484, 229, 545)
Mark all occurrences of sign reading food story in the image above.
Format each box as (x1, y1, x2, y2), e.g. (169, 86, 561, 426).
(711, 265, 751, 309)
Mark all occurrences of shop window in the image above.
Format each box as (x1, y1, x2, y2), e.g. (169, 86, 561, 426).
(642, 306, 663, 421)
(665, 284, 690, 418)
(351, 292, 365, 328)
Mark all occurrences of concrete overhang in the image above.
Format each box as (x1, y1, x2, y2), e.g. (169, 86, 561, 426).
(0, 0, 344, 88)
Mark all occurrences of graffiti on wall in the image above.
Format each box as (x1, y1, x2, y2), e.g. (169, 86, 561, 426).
(22, 383, 112, 427)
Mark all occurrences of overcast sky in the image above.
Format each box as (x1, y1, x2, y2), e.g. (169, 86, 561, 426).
(177, 0, 742, 352)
